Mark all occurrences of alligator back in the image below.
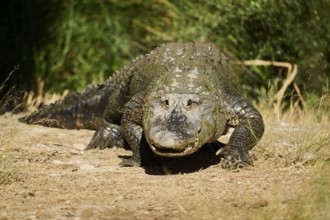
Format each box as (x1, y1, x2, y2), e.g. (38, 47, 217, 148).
(128, 42, 242, 97)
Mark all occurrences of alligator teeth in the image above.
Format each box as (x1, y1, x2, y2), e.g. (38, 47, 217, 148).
(150, 145, 156, 151)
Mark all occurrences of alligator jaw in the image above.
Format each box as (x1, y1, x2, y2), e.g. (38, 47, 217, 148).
(149, 140, 200, 157)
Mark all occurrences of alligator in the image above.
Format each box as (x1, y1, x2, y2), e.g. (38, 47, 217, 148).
(19, 42, 264, 168)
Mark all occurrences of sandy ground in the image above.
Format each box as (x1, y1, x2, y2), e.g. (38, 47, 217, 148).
(0, 113, 328, 219)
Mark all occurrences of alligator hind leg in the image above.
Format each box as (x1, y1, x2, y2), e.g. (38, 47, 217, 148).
(86, 121, 124, 149)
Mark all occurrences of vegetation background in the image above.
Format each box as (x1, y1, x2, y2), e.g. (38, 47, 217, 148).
(0, 0, 329, 113)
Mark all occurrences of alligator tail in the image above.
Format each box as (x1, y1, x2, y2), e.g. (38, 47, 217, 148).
(19, 84, 111, 130)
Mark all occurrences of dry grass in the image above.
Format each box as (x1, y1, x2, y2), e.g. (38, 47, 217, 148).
(23, 90, 68, 112)
(255, 96, 330, 220)
(0, 158, 21, 185)
(288, 161, 330, 219)
(0, 130, 21, 185)
(286, 131, 330, 219)
(260, 148, 330, 220)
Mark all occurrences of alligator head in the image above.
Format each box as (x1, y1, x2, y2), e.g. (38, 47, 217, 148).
(143, 67, 227, 157)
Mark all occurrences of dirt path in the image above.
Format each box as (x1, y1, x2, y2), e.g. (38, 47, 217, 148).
(0, 114, 328, 219)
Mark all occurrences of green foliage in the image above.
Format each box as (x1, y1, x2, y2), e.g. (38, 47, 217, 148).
(172, 0, 330, 95)
(28, 0, 176, 92)
(1, 0, 329, 98)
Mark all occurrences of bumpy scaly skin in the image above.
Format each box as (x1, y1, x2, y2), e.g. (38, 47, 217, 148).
(19, 42, 264, 168)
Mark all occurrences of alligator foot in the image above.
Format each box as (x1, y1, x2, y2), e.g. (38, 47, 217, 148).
(119, 156, 142, 167)
(216, 145, 253, 169)
(86, 123, 124, 150)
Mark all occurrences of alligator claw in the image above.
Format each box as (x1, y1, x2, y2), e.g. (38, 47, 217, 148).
(119, 156, 141, 167)
(216, 145, 253, 169)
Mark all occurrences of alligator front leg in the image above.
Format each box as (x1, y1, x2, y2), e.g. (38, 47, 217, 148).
(121, 92, 154, 166)
(217, 95, 264, 168)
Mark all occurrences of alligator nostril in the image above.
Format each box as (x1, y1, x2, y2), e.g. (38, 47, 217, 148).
(187, 99, 193, 108)
(162, 99, 170, 109)
(186, 99, 199, 110)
